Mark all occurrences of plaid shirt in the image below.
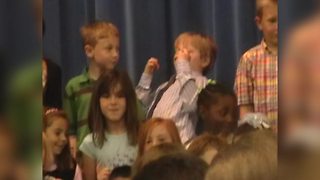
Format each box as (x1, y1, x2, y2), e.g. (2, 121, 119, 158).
(235, 40, 278, 123)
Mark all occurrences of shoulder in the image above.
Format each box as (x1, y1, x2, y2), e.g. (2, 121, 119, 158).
(241, 44, 264, 62)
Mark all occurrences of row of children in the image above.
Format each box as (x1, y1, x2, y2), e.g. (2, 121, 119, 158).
(42, 0, 278, 179)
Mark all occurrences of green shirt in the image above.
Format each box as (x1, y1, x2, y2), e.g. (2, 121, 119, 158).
(64, 68, 94, 147)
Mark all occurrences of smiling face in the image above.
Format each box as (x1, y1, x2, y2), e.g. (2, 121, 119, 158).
(99, 83, 126, 123)
(144, 124, 174, 152)
(43, 117, 68, 155)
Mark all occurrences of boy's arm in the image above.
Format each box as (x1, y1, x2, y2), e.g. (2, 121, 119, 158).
(135, 57, 159, 106)
(174, 49, 199, 112)
(234, 54, 254, 120)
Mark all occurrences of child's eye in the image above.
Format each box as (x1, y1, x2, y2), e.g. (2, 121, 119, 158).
(146, 140, 152, 144)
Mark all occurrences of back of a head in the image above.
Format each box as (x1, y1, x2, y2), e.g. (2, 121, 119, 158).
(109, 165, 131, 180)
(133, 143, 186, 177)
(206, 130, 277, 180)
(188, 133, 226, 155)
(133, 153, 208, 180)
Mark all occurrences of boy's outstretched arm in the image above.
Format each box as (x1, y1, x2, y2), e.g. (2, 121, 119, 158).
(136, 57, 159, 107)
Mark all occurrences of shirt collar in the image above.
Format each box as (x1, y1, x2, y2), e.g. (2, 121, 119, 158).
(261, 40, 277, 56)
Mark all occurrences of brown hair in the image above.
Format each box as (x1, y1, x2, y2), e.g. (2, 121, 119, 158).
(88, 70, 140, 148)
(43, 110, 74, 171)
(134, 153, 208, 180)
(133, 143, 186, 177)
(256, 0, 278, 18)
(80, 21, 119, 47)
(174, 32, 217, 74)
(187, 133, 227, 157)
(137, 118, 182, 157)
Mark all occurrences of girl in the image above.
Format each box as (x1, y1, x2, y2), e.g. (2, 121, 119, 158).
(197, 82, 239, 143)
(43, 109, 82, 180)
(80, 70, 140, 180)
(137, 117, 182, 157)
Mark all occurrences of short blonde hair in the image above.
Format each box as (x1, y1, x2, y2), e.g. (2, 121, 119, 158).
(80, 21, 119, 47)
(256, 0, 278, 18)
(187, 133, 227, 157)
(174, 32, 217, 74)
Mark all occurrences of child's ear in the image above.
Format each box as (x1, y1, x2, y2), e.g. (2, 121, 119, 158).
(84, 44, 94, 58)
(201, 57, 210, 69)
(255, 16, 263, 31)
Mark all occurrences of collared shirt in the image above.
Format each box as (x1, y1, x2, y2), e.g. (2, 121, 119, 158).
(136, 59, 207, 143)
(64, 68, 95, 147)
(234, 40, 278, 124)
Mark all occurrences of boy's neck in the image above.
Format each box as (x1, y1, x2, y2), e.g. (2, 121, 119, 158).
(268, 45, 278, 55)
(88, 63, 104, 80)
(265, 41, 278, 55)
(107, 120, 126, 135)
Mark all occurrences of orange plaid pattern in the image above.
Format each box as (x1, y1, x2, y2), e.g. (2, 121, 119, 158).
(235, 41, 278, 123)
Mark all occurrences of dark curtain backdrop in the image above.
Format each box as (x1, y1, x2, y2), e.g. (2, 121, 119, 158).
(44, 0, 261, 90)
(43, 0, 318, 91)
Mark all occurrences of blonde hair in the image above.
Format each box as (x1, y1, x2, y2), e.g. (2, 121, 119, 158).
(174, 32, 217, 74)
(256, 0, 278, 18)
(80, 21, 119, 47)
(187, 133, 227, 157)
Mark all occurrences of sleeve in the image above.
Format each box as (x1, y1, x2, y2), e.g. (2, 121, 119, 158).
(63, 82, 77, 135)
(234, 54, 254, 106)
(135, 73, 155, 107)
(79, 135, 96, 159)
(175, 59, 198, 112)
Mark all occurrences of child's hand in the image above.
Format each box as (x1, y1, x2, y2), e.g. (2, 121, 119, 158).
(144, 57, 160, 75)
(96, 164, 111, 180)
(174, 48, 190, 62)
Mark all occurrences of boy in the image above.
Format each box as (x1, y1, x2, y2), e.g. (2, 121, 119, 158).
(136, 32, 217, 144)
(234, 0, 278, 129)
(64, 21, 120, 154)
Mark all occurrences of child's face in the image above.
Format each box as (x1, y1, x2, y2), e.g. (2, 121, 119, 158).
(256, 2, 278, 48)
(176, 41, 209, 73)
(43, 117, 68, 155)
(88, 36, 120, 71)
(202, 95, 238, 135)
(144, 124, 173, 152)
(99, 84, 126, 123)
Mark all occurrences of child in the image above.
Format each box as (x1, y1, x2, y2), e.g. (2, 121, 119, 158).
(234, 0, 278, 129)
(79, 70, 140, 180)
(136, 32, 217, 144)
(42, 109, 82, 180)
(197, 82, 239, 143)
(137, 117, 182, 157)
(64, 21, 120, 155)
(187, 132, 227, 164)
